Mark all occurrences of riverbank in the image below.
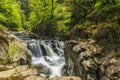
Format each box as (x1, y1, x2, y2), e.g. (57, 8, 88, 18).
(0, 28, 82, 80)
(0, 28, 120, 80)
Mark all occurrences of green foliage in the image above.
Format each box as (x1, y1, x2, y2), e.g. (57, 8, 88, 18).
(31, 65, 35, 70)
(28, 0, 72, 38)
(0, 0, 120, 40)
(0, 0, 25, 30)
(14, 67, 17, 73)
(5, 41, 21, 63)
(90, 45, 95, 51)
(54, 1, 71, 37)
(8, 41, 21, 55)
(8, 77, 13, 80)
(0, 24, 8, 30)
(94, 0, 120, 13)
(28, 0, 52, 29)
(94, 0, 104, 12)
(116, 50, 120, 57)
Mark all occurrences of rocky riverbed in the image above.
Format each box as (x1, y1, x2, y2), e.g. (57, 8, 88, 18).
(63, 40, 120, 80)
(0, 29, 45, 80)
(0, 29, 120, 80)
(0, 28, 82, 80)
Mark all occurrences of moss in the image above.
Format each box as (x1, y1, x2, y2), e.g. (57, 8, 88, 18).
(90, 45, 95, 51)
(8, 41, 21, 55)
(14, 67, 18, 73)
(31, 65, 35, 70)
(116, 50, 120, 57)
(8, 77, 13, 80)
(5, 41, 21, 63)
(0, 25, 8, 30)
(108, 32, 114, 43)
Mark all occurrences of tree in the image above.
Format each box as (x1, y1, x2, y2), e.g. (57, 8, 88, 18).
(0, 0, 25, 30)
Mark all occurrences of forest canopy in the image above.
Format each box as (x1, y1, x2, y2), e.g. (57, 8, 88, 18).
(0, 0, 120, 39)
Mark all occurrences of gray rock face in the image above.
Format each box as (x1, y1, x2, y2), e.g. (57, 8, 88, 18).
(63, 40, 120, 80)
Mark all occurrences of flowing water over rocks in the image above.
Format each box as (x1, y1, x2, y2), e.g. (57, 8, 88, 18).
(0, 30, 82, 80)
(28, 40, 65, 78)
(10, 31, 120, 80)
(12, 31, 65, 78)
(0, 30, 45, 80)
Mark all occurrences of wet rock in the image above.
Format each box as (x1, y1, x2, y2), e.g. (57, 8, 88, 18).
(64, 39, 120, 80)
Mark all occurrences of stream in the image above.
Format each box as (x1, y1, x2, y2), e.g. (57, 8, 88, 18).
(12, 31, 66, 78)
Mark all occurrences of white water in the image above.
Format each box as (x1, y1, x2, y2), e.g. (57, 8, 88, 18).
(28, 40, 65, 78)
(11, 32, 65, 78)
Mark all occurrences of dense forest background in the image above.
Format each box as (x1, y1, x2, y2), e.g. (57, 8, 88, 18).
(0, 0, 120, 40)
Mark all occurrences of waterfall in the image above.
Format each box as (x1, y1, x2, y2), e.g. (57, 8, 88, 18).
(28, 40, 65, 78)
(11, 31, 65, 78)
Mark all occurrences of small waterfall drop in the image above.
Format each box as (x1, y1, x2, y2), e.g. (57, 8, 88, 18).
(28, 40, 65, 78)
(11, 31, 66, 78)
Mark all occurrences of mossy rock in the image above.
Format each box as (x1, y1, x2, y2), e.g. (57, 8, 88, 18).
(0, 29, 32, 65)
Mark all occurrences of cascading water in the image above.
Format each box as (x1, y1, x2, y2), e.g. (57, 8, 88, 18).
(11, 31, 66, 78)
(28, 40, 65, 78)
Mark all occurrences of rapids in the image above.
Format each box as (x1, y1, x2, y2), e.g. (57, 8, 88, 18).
(11, 31, 65, 78)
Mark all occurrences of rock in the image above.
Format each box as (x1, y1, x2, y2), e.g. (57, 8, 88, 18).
(24, 75, 45, 80)
(64, 39, 120, 80)
(99, 57, 120, 80)
(0, 65, 45, 80)
(0, 65, 14, 71)
(50, 76, 82, 80)
(12, 41, 32, 65)
(0, 29, 32, 65)
(0, 29, 44, 80)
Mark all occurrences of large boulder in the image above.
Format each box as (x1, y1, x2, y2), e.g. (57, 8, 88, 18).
(99, 57, 120, 80)
(0, 29, 31, 65)
(0, 65, 45, 80)
(50, 76, 82, 80)
(63, 39, 120, 80)
(0, 29, 46, 80)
